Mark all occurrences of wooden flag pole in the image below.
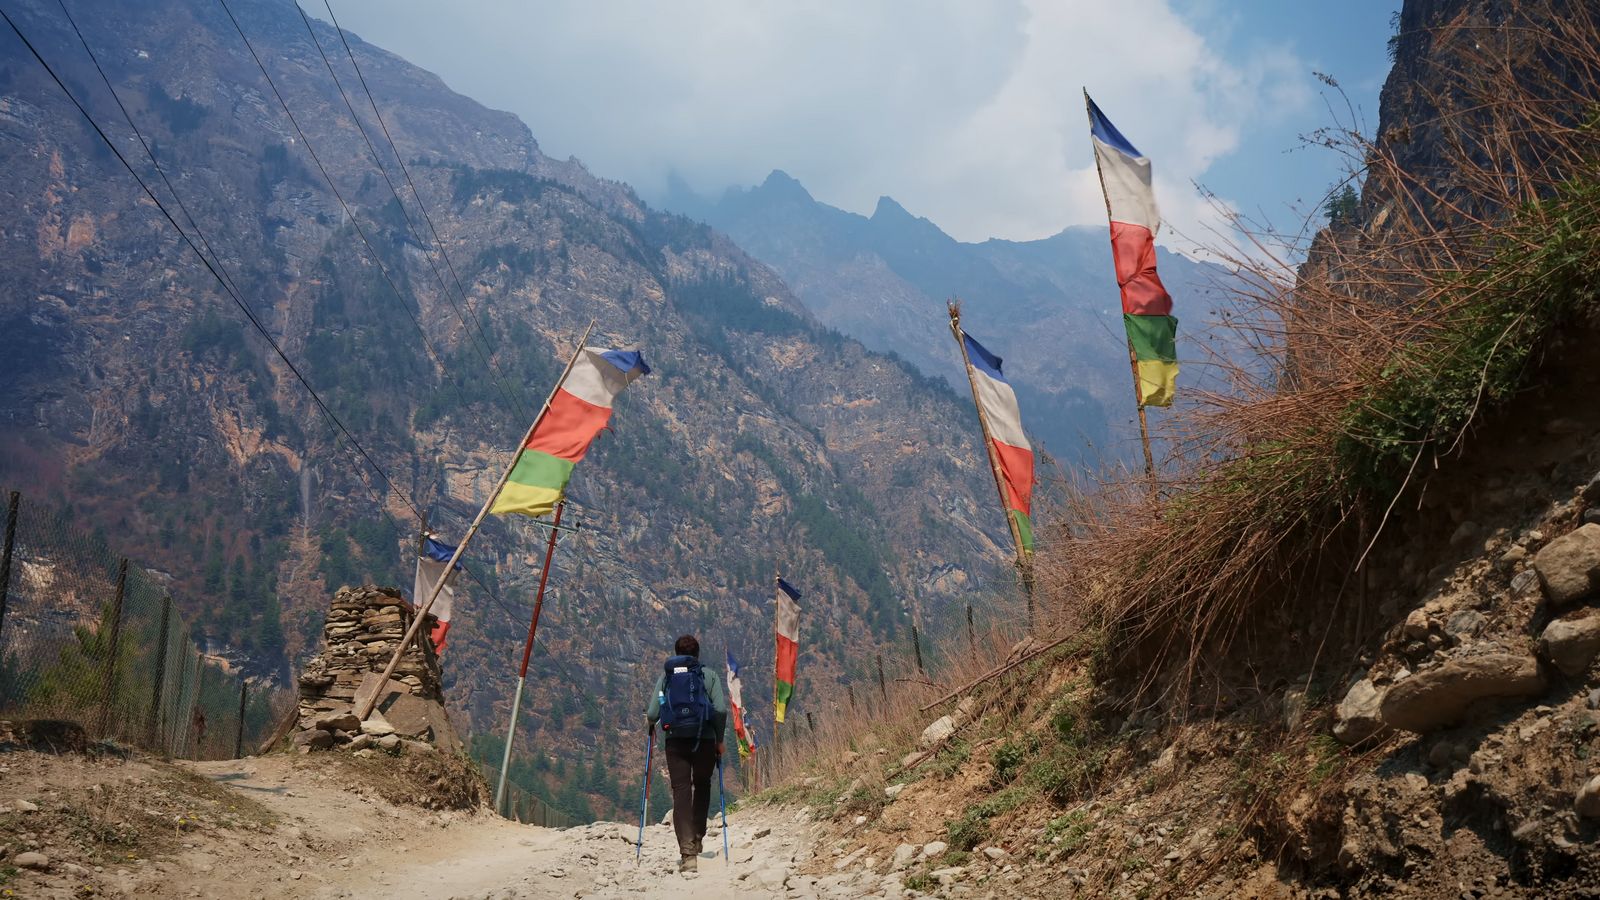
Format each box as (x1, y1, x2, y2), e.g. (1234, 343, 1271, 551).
(358, 320, 595, 721)
(949, 302, 1034, 626)
(1084, 89, 1157, 487)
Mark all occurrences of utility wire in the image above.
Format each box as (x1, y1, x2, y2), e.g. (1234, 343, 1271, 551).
(215, 0, 499, 455)
(1, 2, 420, 524)
(19, 0, 605, 736)
(292, 1, 533, 427)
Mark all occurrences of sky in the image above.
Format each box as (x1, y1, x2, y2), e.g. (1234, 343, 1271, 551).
(316, 1, 1398, 255)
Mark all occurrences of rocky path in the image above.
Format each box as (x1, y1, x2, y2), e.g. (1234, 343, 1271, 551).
(179, 757, 897, 900)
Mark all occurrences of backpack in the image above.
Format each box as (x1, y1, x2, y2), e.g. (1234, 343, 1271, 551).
(660, 654, 712, 743)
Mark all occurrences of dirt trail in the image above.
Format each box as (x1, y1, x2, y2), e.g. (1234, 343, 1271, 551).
(182, 756, 857, 900)
(0, 750, 899, 899)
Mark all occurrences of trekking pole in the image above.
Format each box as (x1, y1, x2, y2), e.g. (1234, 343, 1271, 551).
(636, 724, 654, 865)
(718, 757, 730, 862)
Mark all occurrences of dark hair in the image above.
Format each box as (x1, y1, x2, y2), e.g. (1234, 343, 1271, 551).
(674, 634, 700, 657)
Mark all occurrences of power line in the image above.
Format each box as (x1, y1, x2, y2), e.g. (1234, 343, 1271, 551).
(292, 1, 534, 426)
(215, 0, 500, 455)
(1, 2, 420, 525)
(17, 0, 602, 730)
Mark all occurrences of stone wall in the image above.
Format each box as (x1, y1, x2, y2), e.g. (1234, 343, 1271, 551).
(291, 585, 460, 754)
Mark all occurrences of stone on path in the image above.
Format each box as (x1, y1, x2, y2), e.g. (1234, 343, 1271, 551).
(1577, 774, 1600, 818)
(1540, 609, 1600, 676)
(1379, 653, 1546, 732)
(1533, 524, 1600, 605)
(14, 851, 48, 870)
(1333, 678, 1389, 745)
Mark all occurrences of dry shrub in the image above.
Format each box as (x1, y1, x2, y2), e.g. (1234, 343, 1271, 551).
(1043, 0, 1600, 712)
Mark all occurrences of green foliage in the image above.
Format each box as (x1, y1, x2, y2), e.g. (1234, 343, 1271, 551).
(147, 83, 207, 135)
(1324, 183, 1360, 224)
(927, 740, 971, 779)
(1336, 177, 1600, 494)
(449, 166, 559, 205)
(946, 785, 1027, 850)
(990, 736, 1034, 787)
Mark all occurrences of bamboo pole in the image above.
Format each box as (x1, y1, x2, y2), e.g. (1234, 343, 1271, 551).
(358, 321, 594, 720)
(949, 302, 1034, 625)
(1084, 89, 1157, 486)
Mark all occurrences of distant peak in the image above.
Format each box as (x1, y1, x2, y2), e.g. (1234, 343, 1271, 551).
(756, 169, 813, 201)
(871, 195, 913, 220)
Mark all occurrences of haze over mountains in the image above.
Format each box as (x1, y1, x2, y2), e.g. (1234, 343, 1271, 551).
(662, 170, 1233, 466)
(0, 0, 1008, 820)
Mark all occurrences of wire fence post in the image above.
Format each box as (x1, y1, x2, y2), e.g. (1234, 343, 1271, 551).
(967, 603, 975, 654)
(846, 683, 856, 712)
(911, 622, 926, 675)
(190, 650, 205, 760)
(0, 490, 18, 650)
(146, 595, 172, 750)
(234, 679, 248, 759)
(876, 653, 887, 702)
(97, 558, 129, 739)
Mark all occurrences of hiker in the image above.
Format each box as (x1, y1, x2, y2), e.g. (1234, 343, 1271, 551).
(646, 634, 728, 873)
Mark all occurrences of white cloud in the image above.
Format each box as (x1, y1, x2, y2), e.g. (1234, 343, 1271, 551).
(323, 0, 1312, 248)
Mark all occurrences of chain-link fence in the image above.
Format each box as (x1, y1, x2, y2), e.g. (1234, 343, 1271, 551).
(0, 489, 290, 758)
(476, 761, 579, 828)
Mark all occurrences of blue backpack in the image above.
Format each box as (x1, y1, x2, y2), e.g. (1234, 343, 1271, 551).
(660, 654, 712, 743)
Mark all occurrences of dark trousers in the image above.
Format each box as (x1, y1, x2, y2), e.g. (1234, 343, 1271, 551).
(663, 738, 718, 857)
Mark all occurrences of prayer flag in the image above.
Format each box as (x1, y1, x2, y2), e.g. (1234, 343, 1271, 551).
(491, 348, 649, 517)
(774, 578, 801, 724)
(412, 535, 462, 653)
(727, 651, 757, 758)
(1087, 94, 1179, 407)
(958, 332, 1036, 555)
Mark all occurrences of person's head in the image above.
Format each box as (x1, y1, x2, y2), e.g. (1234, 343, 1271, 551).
(674, 634, 700, 658)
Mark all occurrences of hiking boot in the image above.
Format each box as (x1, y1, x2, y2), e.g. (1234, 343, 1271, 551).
(679, 855, 698, 873)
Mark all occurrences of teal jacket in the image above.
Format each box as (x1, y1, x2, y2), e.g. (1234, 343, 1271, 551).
(646, 664, 729, 743)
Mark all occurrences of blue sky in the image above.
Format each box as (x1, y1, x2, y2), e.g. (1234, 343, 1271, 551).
(320, 1, 1399, 254)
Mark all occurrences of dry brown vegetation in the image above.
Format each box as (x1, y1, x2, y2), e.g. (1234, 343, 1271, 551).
(1041, 0, 1600, 715)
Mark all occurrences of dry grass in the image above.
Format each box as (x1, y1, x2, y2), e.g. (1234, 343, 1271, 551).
(1042, 0, 1600, 713)
(767, 0, 1600, 799)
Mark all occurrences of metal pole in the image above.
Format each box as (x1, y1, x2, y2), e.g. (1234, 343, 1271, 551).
(967, 603, 976, 653)
(190, 650, 204, 760)
(636, 724, 655, 864)
(234, 680, 248, 759)
(494, 501, 564, 814)
(98, 558, 128, 739)
(911, 621, 925, 674)
(359, 322, 594, 721)
(718, 759, 729, 861)
(846, 683, 856, 712)
(0, 491, 18, 654)
(146, 596, 172, 750)
(876, 653, 887, 702)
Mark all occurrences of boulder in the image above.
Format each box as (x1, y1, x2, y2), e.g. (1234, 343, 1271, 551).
(1576, 774, 1600, 818)
(921, 840, 948, 860)
(13, 851, 49, 870)
(891, 843, 918, 871)
(1444, 610, 1487, 641)
(1539, 610, 1600, 676)
(1532, 524, 1600, 606)
(1333, 679, 1389, 745)
(1379, 654, 1546, 733)
(920, 716, 956, 747)
(291, 729, 334, 751)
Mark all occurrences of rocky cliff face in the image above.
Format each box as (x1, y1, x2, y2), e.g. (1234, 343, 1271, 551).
(661, 170, 1233, 466)
(0, 0, 1008, 818)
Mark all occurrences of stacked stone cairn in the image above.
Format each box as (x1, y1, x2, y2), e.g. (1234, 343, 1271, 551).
(291, 585, 460, 755)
